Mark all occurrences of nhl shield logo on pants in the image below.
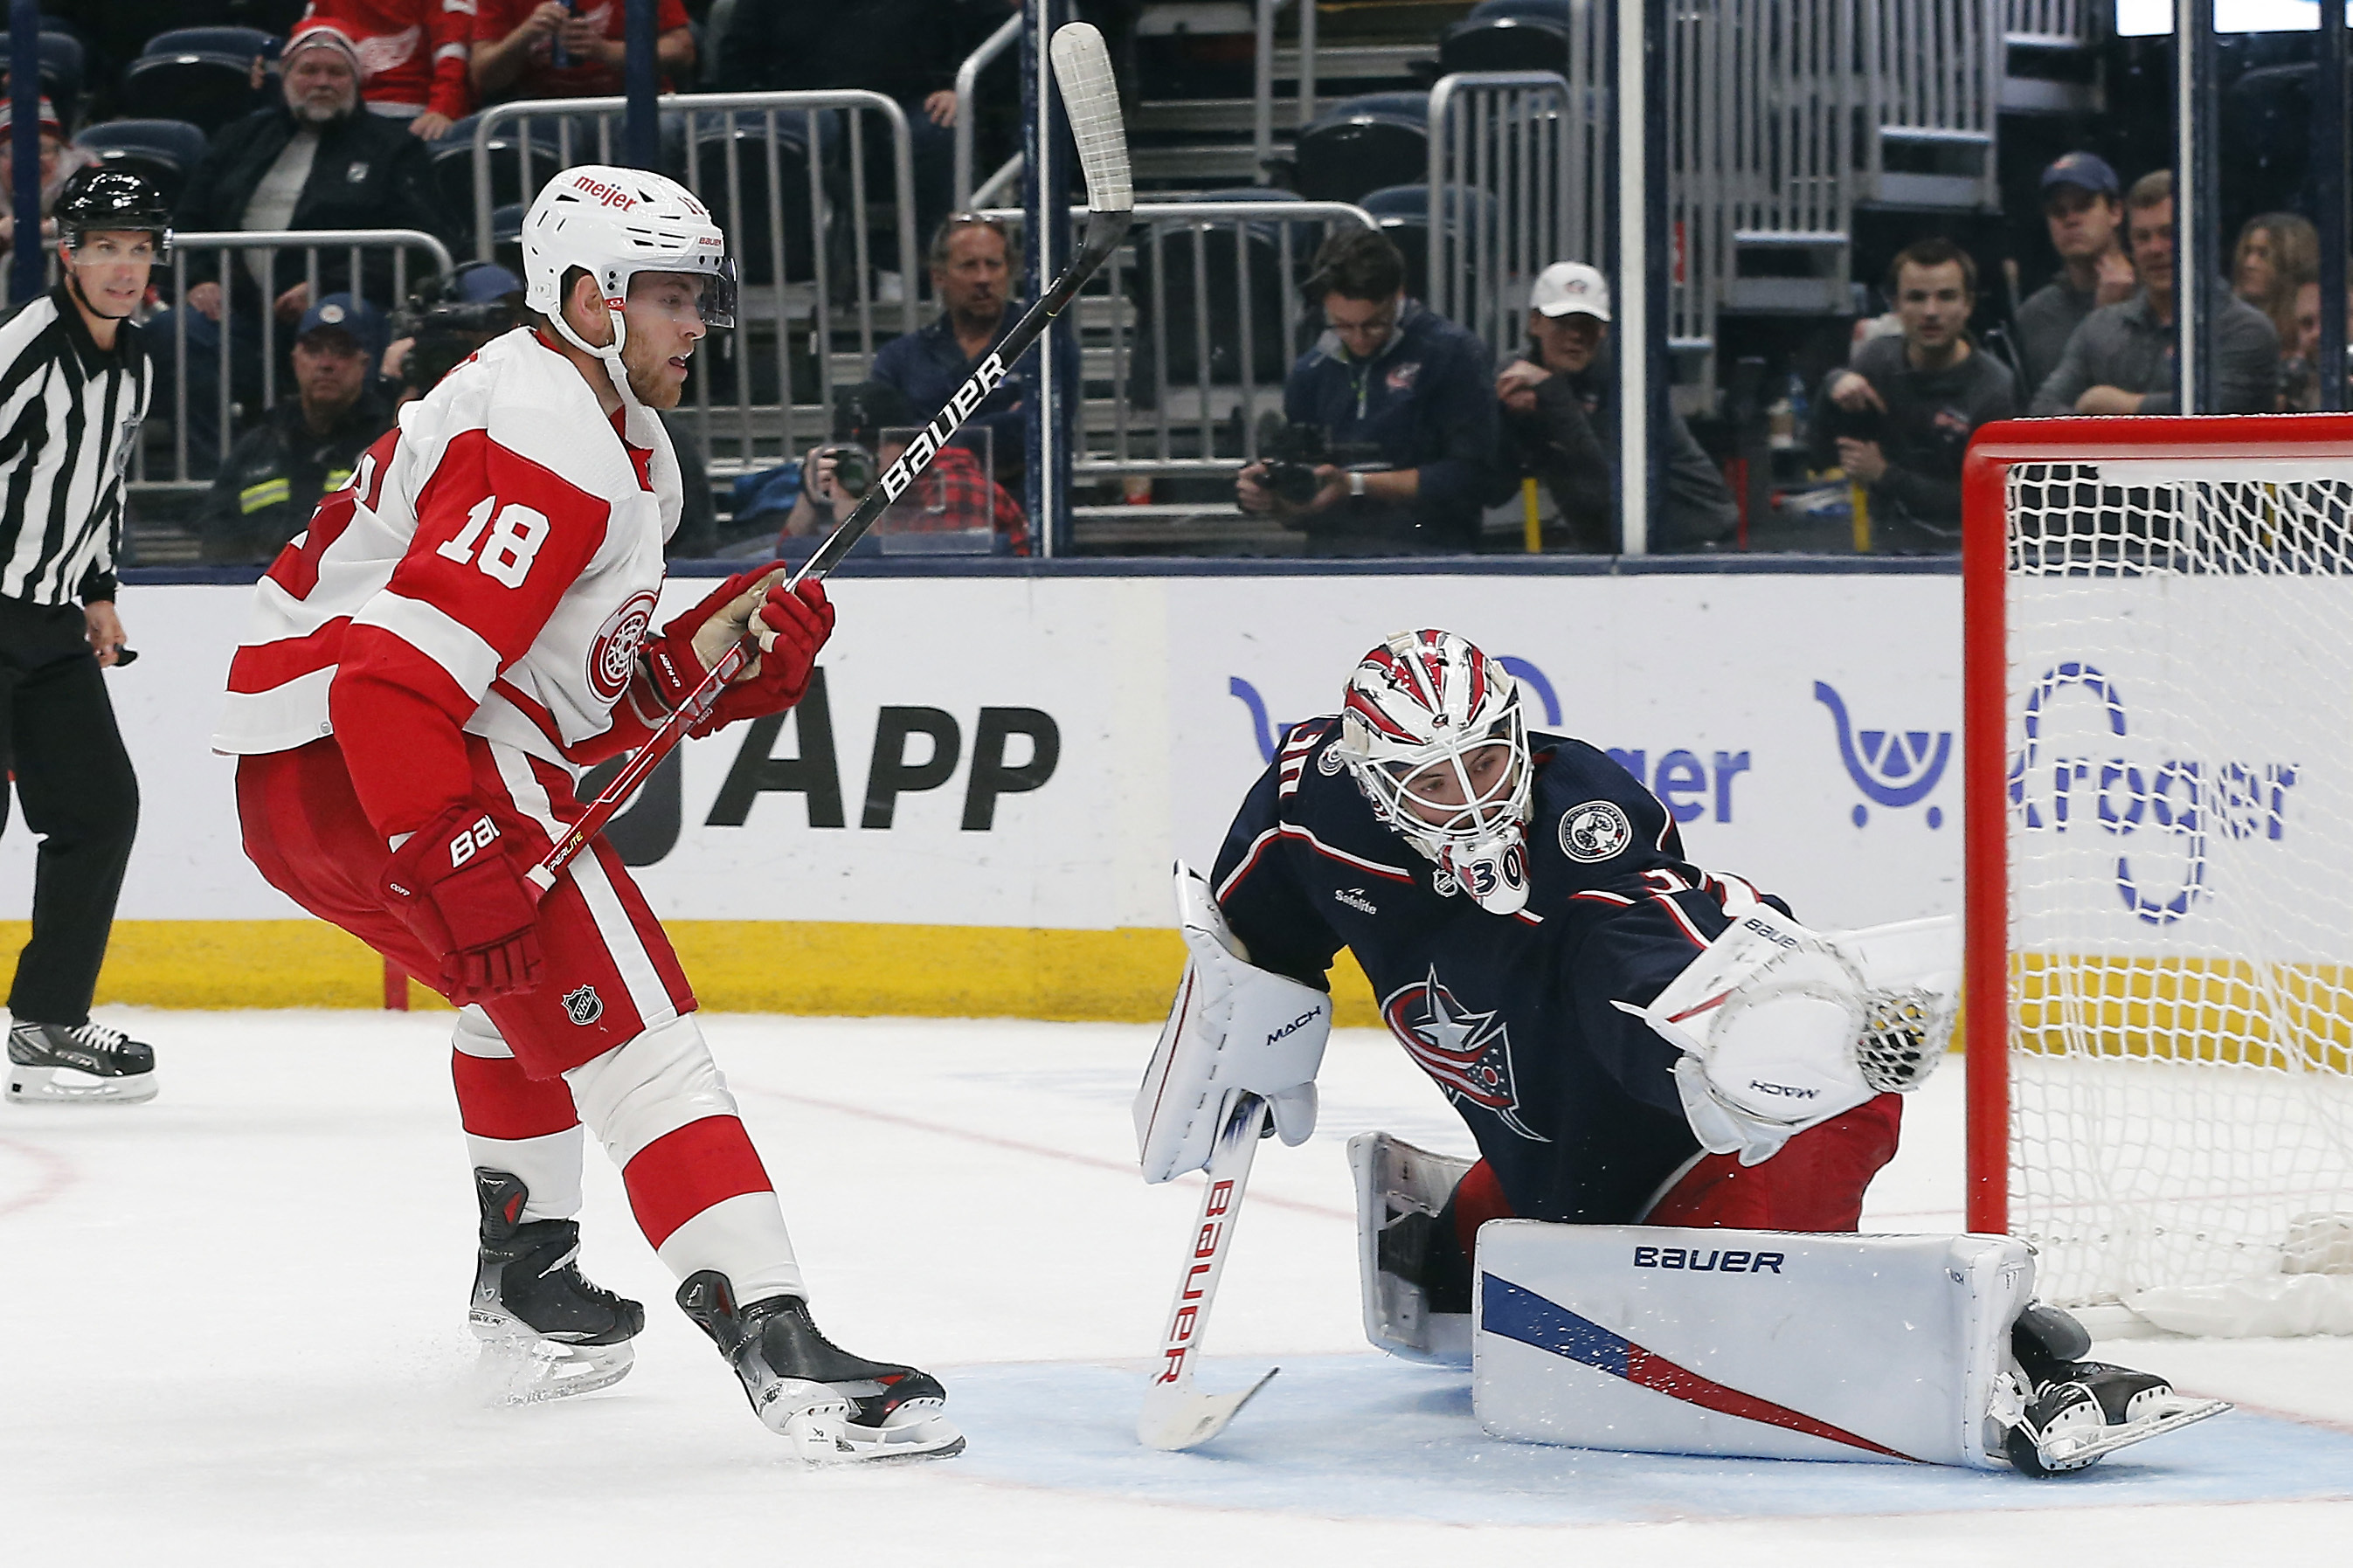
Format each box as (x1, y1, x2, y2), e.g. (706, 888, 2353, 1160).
(563, 985, 605, 1026)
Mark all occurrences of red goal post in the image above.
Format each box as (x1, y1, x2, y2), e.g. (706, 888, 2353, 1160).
(1962, 414, 2353, 1335)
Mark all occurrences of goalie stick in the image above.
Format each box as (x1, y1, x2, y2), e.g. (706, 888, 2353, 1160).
(1137, 1092, 1279, 1451)
(529, 22, 1134, 892)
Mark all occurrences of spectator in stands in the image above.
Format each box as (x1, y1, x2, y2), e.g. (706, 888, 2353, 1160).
(2233, 211, 2318, 407)
(715, 0, 1001, 258)
(0, 97, 96, 256)
(1810, 239, 2016, 551)
(160, 24, 450, 470)
(2013, 152, 2133, 402)
(1494, 260, 1737, 554)
(779, 381, 1027, 554)
(472, 0, 696, 104)
(197, 293, 396, 563)
(870, 213, 1072, 484)
(301, 0, 475, 138)
(1236, 228, 1499, 556)
(2030, 171, 2279, 418)
(381, 259, 526, 404)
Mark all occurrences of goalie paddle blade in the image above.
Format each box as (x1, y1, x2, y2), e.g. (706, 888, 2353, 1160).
(1138, 1365, 1279, 1453)
(1048, 23, 1133, 214)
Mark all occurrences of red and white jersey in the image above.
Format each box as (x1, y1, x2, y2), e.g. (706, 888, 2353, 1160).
(301, 0, 475, 119)
(213, 328, 680, 827)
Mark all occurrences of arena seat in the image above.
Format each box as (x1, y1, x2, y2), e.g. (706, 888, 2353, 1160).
(1436, 13, 1570, 77)
(122, 28, 280, 135)
(688, 110, 823, 287)
(34, 31, 85, 128)
(431, 114, 570, 238)
(1359, 183, 1499, 307)
(73, 120, 211, 211)
(1293, 93, 1430, 206)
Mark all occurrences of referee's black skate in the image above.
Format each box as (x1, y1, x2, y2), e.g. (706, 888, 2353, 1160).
(1998, 1303, 2230, 1475)
(470, 1169, 643, 1405)
(5, 1019, 156, 1105)
(676, 1270, 965, 1461)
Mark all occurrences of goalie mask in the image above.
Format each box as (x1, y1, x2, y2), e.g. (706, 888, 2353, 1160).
(1334, 629, 1533, 915)
(521, 165, 737, 396)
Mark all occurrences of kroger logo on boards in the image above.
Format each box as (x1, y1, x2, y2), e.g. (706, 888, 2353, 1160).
(1229, 659, 1756, 825)
(1813, 680, 1953, 830)
(2009, 661, 2297, 926)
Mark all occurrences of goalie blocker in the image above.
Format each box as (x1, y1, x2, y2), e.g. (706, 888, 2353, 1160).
(1468, 1221, 2227, 1475)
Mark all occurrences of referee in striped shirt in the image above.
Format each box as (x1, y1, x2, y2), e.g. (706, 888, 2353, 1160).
(0, 168, 168, 1105)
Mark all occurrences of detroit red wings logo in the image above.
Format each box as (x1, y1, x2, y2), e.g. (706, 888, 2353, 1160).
(1381, 968, 1548, 1141)
(589, 591, 658, 704)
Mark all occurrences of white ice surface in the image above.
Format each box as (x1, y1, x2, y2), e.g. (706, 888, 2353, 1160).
(4, 1013, 2350, 1566)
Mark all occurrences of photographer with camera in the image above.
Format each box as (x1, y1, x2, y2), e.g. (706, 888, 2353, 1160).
(1236, 229, 1501, 556)
(1496, 261, 1737, 553)
(782, 381, 1028, 554)
(1811, 238, 2015, 552)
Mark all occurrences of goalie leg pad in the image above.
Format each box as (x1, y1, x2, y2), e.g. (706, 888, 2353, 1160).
(1471, 1222, 2034, 1468)
(1349, 1132, 1478, 1365)
(1134, 862, 1332, 1183)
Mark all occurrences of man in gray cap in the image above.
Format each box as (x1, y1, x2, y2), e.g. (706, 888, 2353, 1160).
(1495, 260, 1737, 552)
(2013, 152, 2135, 402)
(197, 293, 395, 563)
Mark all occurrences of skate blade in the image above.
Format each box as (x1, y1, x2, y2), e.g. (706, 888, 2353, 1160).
(2034, 1395, 2232, 1472)
(836, 1399, 966, 1463)
(470, 1330, 634, 1406)
(5, 1065, 157, 1105)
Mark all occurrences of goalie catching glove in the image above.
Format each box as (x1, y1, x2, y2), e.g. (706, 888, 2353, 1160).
(1618, 904, 1957, 1166)
(1134, 862, 1332, 1182)
(636, 567, 834, 739)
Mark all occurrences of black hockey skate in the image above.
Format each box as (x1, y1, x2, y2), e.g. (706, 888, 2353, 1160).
(470, 1169, 644, 1405)
(1998, 1303, 2230, 1476)
(5, 1019, 156, 1105)
(677, 1270, 965, 1462)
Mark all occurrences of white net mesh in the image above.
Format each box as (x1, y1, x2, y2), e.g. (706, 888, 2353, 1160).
(2004, 458, 2353, 1332)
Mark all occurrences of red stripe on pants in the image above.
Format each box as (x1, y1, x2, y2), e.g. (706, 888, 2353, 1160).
(621, 1116, 775, 1249)
(1644, 1093, 1903, 1231)
(449, 1049, 580, 1141)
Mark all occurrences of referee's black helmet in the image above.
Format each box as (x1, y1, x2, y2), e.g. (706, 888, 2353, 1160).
(55, 168, 174, 259)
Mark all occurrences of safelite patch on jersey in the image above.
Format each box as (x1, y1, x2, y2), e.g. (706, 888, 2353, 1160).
(1559, 800, 1633, 863)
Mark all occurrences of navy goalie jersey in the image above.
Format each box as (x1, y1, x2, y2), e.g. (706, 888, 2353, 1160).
(1210, 718, 1795, 1225)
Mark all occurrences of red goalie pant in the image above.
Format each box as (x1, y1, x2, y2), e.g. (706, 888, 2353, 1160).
(1450, 1094, 1904, 1257)
(237, 736, 804, 1302)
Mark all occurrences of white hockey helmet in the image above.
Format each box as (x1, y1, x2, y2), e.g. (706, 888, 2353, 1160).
(522, 164, 736, 365)
(1334, 629, 1534, 914)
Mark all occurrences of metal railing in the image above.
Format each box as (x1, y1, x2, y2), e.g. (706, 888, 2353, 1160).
(1865, 0, 2001, 210)
(971, 201, 1375, 480)
(1427, 72, 1595, 370)
(1254, 0, 1318, 178)
(147, 229, 453, 487)
(952, 13, 1023, 210)
(2005, 0, 2098, 43)
(469, 90, 920, 478)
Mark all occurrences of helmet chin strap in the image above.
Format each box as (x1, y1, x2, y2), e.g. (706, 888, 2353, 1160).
(60, 258, 136, 323)
(549, 296, 649, 417)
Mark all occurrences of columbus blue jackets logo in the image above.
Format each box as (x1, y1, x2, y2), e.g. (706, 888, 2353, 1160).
(1559, 800, 1632, 862)
(1381, 968, 1547, 1141)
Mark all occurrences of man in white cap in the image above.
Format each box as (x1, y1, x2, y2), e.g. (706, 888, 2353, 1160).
(1495, 260, 1737, 552)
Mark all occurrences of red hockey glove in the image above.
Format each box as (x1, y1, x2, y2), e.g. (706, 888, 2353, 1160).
(380, 802, 545, 1003)
(637, 563, 790, 714)
(689, 578, 834, 738)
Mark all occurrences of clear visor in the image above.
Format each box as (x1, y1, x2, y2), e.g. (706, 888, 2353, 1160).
(624, 259, 737, 330)
(1376, 728, 1526, 847)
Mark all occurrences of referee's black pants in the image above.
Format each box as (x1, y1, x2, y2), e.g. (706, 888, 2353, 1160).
(0, 595, 139, 1027)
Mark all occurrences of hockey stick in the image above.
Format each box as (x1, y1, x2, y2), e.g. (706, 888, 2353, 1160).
(529, 23, 1133, 892)
(1137, 1092, 1279, 1451)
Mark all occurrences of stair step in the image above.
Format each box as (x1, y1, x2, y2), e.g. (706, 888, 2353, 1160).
(1136, 98, 1306, 135)
(1135, 144, 1272, 183)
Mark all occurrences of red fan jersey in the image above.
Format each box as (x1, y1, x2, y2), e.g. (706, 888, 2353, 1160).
(301, 0, 475, 120)
(213, 328, 681, 840)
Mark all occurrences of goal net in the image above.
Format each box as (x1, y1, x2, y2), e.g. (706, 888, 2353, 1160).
(1964, 417, 2353, 1337)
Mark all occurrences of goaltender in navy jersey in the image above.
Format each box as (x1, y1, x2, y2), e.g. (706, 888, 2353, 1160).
(1213, 717, 1792, 1225)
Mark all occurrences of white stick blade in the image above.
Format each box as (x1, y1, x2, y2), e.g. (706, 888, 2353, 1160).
(1048, 22, 1133, 213)
(1136, 1367, 1278, 1451)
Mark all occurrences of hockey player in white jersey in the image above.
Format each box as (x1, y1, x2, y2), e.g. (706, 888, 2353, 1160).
(215, 166, 961, 1461)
